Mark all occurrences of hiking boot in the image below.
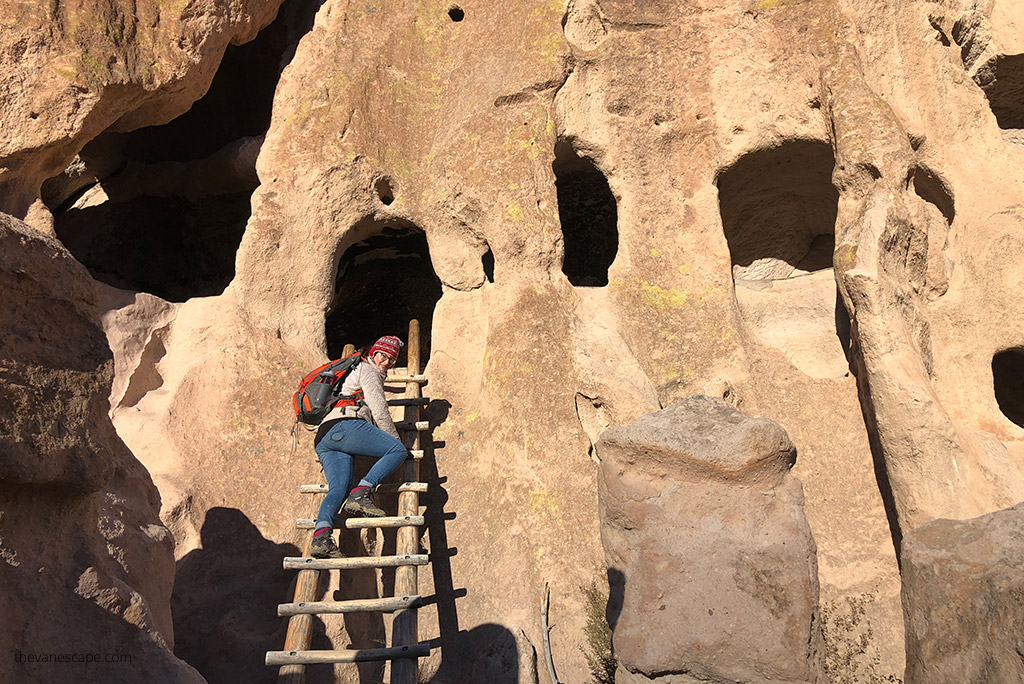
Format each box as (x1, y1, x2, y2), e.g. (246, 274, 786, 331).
(310, 531, 344, 559)
(342, 487, 386, 518)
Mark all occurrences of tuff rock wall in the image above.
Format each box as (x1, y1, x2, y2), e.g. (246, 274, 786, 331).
(3, 0, 1024, 682)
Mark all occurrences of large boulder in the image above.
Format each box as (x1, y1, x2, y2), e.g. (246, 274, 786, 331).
(596, 396, 823, 684)
(0, 213, 202, 683)
(901, 502, 1024, 683)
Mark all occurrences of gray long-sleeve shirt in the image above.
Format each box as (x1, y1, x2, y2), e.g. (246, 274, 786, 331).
(320, 360, 400, 439)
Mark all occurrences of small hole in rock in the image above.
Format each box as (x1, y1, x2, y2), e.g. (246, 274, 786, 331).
(375, 178, 395, 205)
(482, 247, 494, 283)
(909, 165, 955, 225)
(448, 6, 464, 21)
(993, 348, 1024, 428)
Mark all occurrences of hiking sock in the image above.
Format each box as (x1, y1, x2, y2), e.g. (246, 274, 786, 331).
(351, 484, 371, 494)
(313, 527, 331, 537)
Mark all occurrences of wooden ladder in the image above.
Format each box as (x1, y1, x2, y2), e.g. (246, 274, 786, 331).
(267, 320, 436, 684)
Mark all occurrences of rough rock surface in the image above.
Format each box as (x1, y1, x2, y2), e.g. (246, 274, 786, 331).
(0, 0, 284, 231)
(3, 0, 1024, 680)
(901, 501, 1024, 684)
(597, 396, 823, 683)
(0, 214, 201, 682)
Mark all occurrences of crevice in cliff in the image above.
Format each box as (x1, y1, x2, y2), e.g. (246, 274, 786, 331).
(717, 140, 847, 379)
(993, 348, 1024, 428)
(553, 141, 618, 287)
(326, 220, 443, 363)
(482, 245, 495, 283)
(909, 165, 955, 226)
(43, 0, 323, 301)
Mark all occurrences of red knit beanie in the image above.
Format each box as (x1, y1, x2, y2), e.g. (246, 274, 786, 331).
(369, 335, 403, 361)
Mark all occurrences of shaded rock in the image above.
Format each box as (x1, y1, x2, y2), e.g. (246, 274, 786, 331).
(901, 502, 1024, 683)
(597, 397, 823, 684)
(0, 0, 285, 225)
(0, 213, 201, 682)
(172, 507, 298, 684)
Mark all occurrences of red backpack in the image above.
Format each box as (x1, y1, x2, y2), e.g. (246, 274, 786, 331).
(293, 353, 364, 426)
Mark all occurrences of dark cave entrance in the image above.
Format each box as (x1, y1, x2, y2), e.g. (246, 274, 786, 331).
(716, 140, 848, 380)
(553, 142, 618, 287)
(326, 222, 443, 365)
(717, 140, 839, 282)
(976, 54, 1024, 130)
(44, 0, 323, 302)
(993, 348, 1024, 428)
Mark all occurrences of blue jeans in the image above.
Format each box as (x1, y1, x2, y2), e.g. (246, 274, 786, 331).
(314, 419, 407, 529)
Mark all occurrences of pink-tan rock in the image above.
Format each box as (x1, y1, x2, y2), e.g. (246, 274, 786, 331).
(597, 397, 823, 683)
(3, 0, 1024, 680)
(901, 501, 1024, 684)
(0, 213, 201, 682)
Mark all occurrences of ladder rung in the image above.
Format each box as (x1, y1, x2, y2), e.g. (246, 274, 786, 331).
(386, 397, 430, 406)
(278, 595, 421, 616)
(396, 421, 430, 431)
(296, 515, 424, 529)
(283, 554, 429, 570)
(299, 482, 428, 494)
(266, 644, 430, 665)
(310, 449, 424, 465)
(385, 374, 427, 384)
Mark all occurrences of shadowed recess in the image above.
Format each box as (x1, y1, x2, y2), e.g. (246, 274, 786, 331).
(375, 177, 395, 205)
(910, 165, 955, 225)
(976, 54, 1024, 130)
(553, 141, 618, 287)
(326, 221, 442, 362)
(482, 245, 495, 283)
(54, 192, 250, 302)
(717, 140, 839, 282)
(993, 348, 1024, 428)
(46, 0, 325, 302)
(110, 0, 324, 163)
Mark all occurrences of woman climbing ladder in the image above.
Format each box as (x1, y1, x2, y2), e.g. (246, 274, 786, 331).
(310, 335, 409, 559)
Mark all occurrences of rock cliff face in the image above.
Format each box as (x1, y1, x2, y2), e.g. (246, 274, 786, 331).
(3, 0, 1024, 681)
(0, 215, 201, 682)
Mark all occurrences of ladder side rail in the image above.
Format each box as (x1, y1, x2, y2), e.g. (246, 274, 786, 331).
(276, 343, 355, 684)
(391, 320, 422, 684)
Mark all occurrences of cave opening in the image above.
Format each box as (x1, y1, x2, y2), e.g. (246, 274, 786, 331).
(44, 0, 323, 302)
(993, 348, 1024, 428)
(976, 54, 1024, 130)
(717, 140, 839, 282)
(553, 141, 618, 287)
(326, 221, 443, 365)
(717, 140, 846, 379)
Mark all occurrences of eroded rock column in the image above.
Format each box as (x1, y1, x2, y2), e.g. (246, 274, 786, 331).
(597, 396, 823, 684)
